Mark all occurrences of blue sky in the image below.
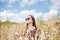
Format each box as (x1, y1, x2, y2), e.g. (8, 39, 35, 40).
(0, 0, 52, 13)
(0, 0, 60, 23)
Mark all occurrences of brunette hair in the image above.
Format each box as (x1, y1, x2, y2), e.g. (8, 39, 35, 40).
(27, 15, 36, 28)
(24, 15, 37, 36)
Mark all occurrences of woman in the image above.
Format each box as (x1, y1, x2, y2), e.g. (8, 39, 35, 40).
(24, 15, 41, 40)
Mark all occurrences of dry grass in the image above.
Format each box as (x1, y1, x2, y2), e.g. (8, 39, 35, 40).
(0, 18, 60, 40)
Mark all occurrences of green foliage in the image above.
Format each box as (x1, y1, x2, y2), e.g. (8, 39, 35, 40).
(0, 20, 17, 25)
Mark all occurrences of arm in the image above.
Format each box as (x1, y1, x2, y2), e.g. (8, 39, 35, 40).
(14, 32, 20, 37)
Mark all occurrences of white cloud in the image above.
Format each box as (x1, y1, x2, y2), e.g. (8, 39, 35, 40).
(0, 11, 18, 22)
(50, 0, 60, 10)
(20, 0, 47, 7)
(0, 0, 18, 7)
(0, 0, 60, 8)
(0, 0, 60, 23)
(0, 9, 59, 23)
(43, 9, 59, 20)
(0, 0, 6, 2)
(0, 0, 17, 3)
(0, 11, 8, 22)
(0, 10, 37, 23)
(19, 10, 36, 17)
(0, 0, 47, 7)
(8, 0, 17, 4)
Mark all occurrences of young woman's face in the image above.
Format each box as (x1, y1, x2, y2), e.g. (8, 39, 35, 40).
(25, 16, 33, 24)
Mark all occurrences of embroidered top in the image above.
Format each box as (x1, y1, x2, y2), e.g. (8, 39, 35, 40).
(25, 26, 41, 38)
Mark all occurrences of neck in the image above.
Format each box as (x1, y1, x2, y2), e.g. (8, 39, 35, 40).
(28, 23, 33, 27)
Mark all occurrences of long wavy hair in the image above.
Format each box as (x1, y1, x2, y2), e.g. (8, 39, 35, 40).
(26, 15, 37, 29)
(26, 15, 37, 30)
(24, 15, 37, 36)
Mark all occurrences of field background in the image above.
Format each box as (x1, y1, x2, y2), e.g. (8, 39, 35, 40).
(0, 18, 60, 40)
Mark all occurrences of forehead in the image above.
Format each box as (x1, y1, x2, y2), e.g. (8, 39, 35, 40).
(27, 16, 31, 18)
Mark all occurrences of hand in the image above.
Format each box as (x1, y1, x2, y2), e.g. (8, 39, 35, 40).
(15, 32, 20, 37)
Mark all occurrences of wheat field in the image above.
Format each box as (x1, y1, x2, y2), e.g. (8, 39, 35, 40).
(0, 18, 60, 40)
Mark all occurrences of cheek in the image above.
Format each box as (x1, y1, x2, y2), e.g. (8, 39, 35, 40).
(26, 19, 33, 23)
(26, 21, 29, 23)
(26, 20, 33, 24)
(26, 21, 30, 23)
(29, 20, 33, 23)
